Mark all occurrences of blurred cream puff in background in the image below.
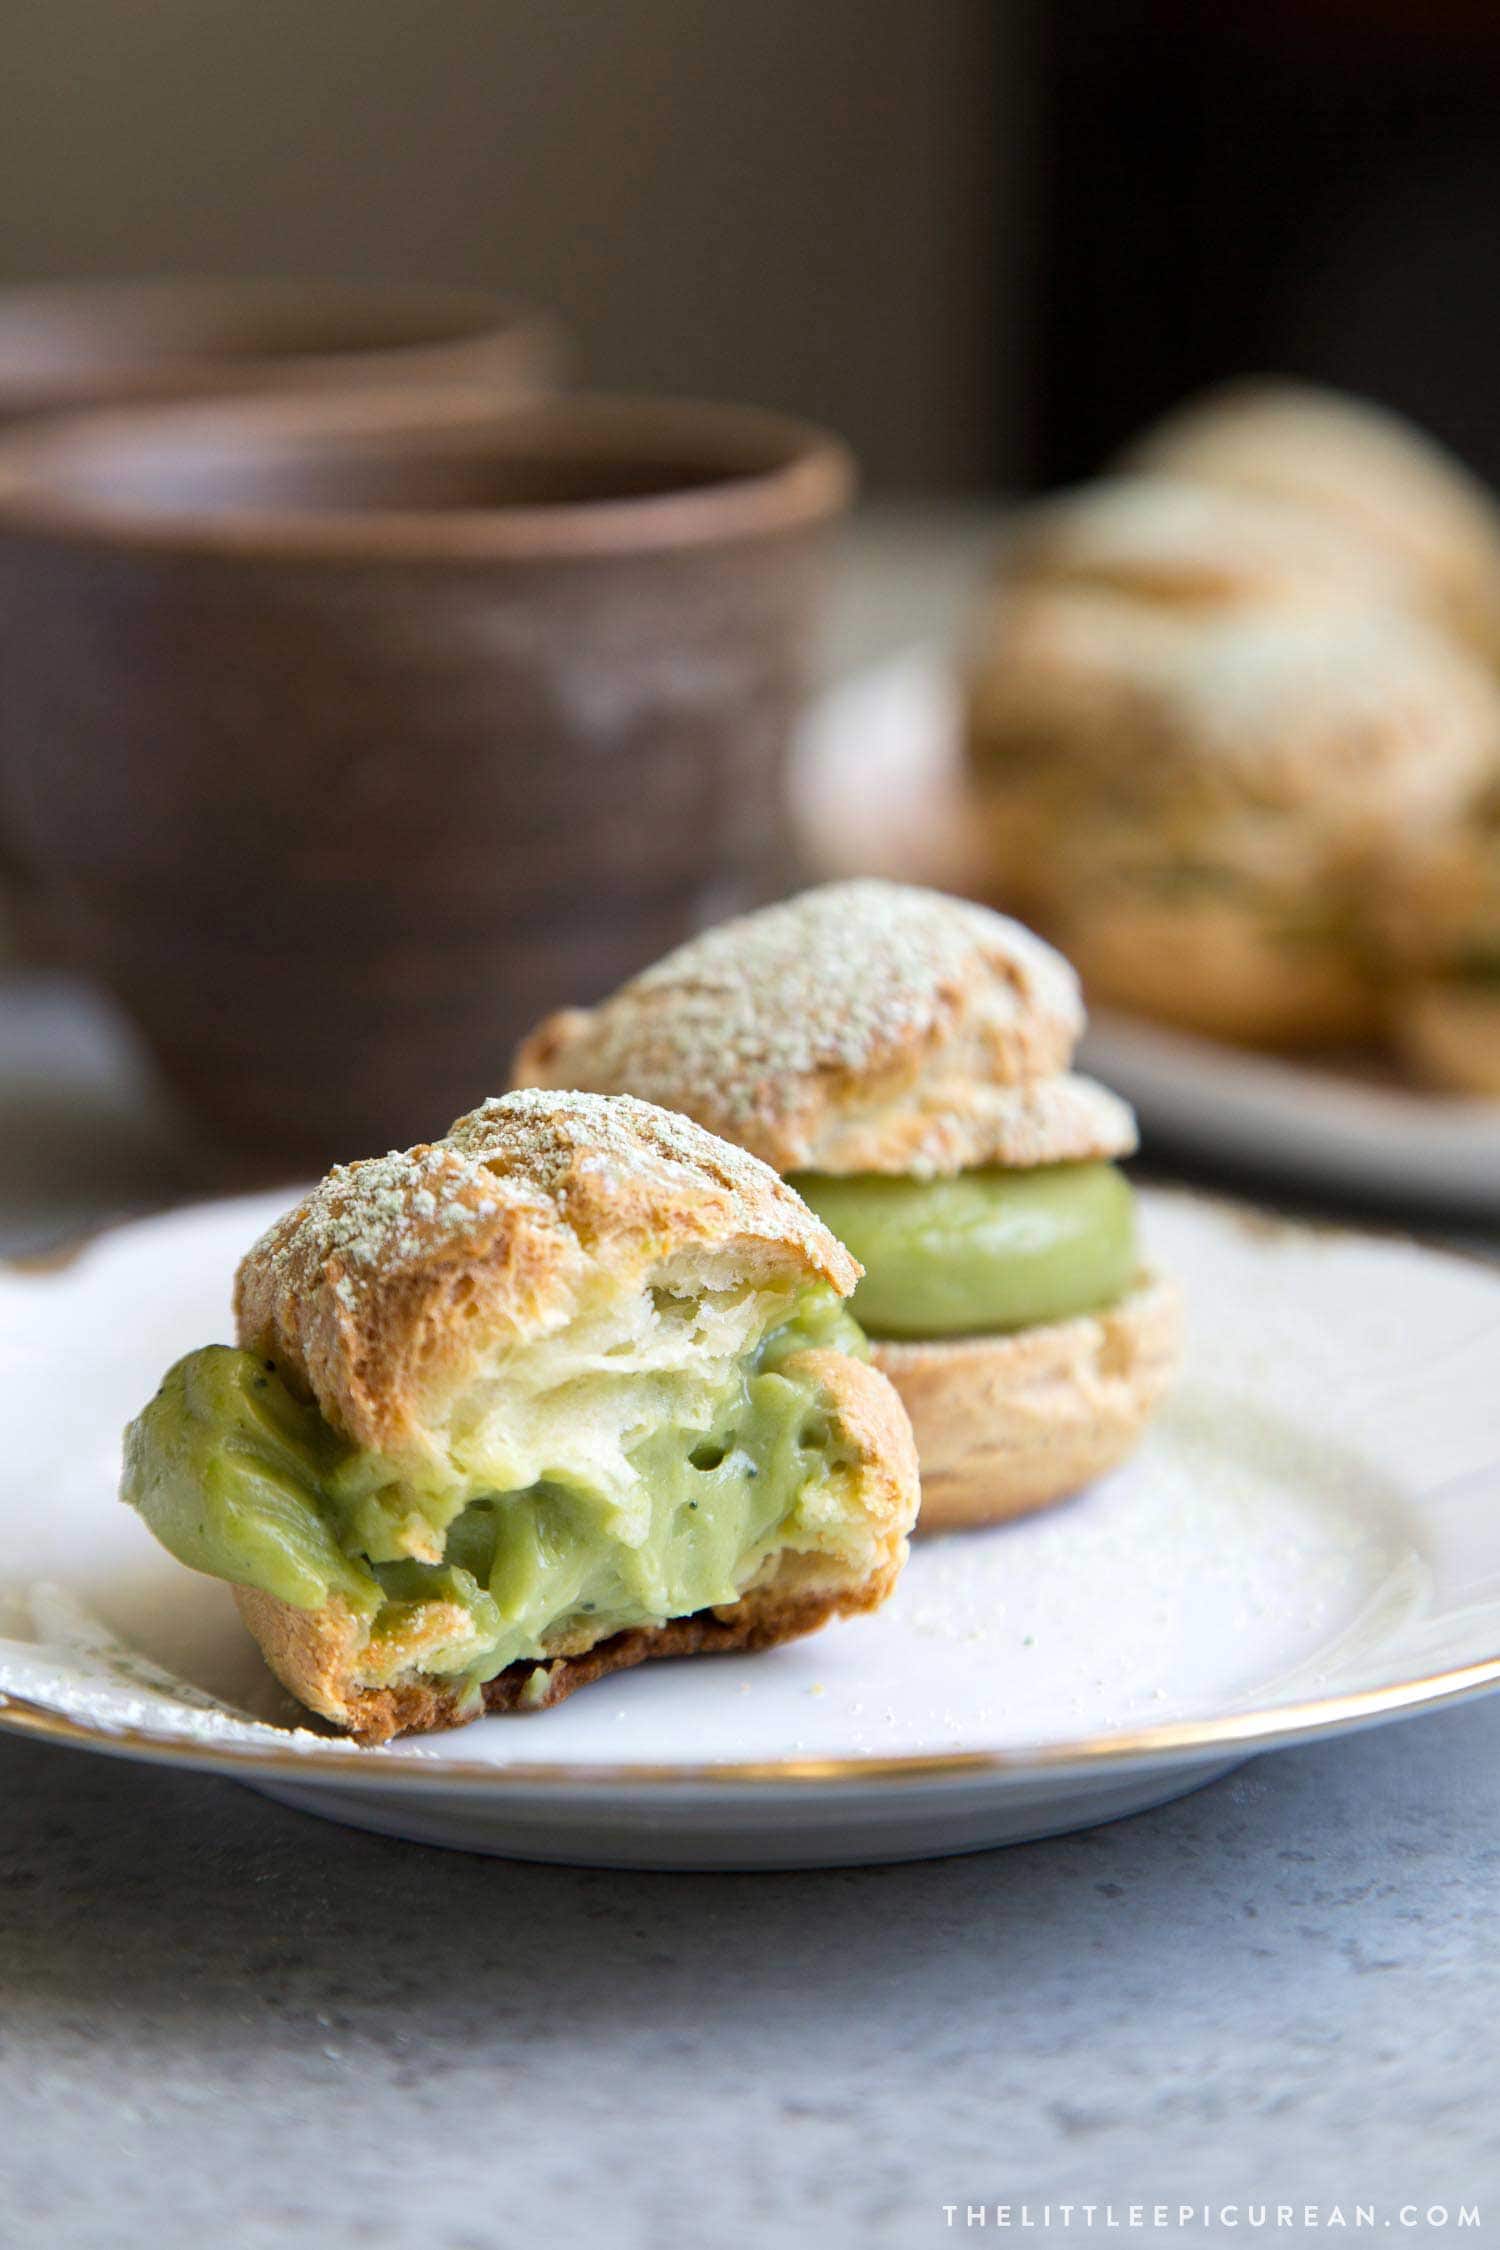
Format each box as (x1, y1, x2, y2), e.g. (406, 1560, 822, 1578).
(962, 380, 1500, 1087)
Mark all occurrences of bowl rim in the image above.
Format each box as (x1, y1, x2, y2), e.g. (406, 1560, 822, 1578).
(0, 386, 856, 564)
(0, 275, 563, 413)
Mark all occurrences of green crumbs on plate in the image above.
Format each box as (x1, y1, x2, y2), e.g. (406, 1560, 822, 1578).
(120, 1287, 868, 1692)
(789, 1162, 1138, 1340)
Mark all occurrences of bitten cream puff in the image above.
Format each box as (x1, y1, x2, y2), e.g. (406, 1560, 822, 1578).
(121, 1089, 919, 1740)
(514, 881, 1180, 1533)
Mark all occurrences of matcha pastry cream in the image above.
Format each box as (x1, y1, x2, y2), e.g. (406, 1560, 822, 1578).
(122, 1089, 919, 1742)
(513, 879, 1181, 1531)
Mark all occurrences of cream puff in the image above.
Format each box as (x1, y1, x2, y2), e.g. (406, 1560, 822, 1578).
(963, 484, 1500, 1045)
(986, 474, 1407, 620)
(121, 1089, 919, 1740)
(1121, 378, 1500, 664)
(514, 881, 1180, 1532)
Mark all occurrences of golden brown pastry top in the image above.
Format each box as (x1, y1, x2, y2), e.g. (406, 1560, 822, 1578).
(969, 593, 1500, 837)
(511, 880, 1135, 1177)
(234, 1087, 857, 1455)
(1122, 379, 1500, 657)
(965, 462, 1500, 840)
(994, 474, 1404, 616)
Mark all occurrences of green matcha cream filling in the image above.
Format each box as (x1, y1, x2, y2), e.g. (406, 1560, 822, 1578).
(122, 1287, 868, 1695)
(789, 1162, 1137, 1341)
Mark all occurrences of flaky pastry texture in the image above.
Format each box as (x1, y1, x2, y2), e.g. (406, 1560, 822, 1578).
(1122, 378, 1500, 660)
(991, 475, 1406, 618)
(511, 880, 1118, 1178)
(236, 1087, 858, 1458)
(967, 595, 1500, 844)
(236, 1344, 917, 1744)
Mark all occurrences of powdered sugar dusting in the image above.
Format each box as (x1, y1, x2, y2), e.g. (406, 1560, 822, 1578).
(521, 880, 1082, 1143)
(1010, 474, 1402, 611)
(1163, 607, 1500, 808)
(249, 1087, 838, 1315)
(449, 1087, 786, 1204)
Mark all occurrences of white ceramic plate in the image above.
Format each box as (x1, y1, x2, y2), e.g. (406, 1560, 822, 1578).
(794, 649, 1500, 1216)
(3, 1188, 1500, 1868)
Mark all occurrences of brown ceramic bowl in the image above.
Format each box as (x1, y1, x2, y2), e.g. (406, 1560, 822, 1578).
(0, 277, 563, 427)
(0, 279, 563, 965)
(0, 387, 853, 1166)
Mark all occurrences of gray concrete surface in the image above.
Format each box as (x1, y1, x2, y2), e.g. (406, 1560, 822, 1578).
(4, 1704, 1498, 2247)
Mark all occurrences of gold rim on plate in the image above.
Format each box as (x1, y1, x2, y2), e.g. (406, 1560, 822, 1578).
(6, 1654, 1500, 1791)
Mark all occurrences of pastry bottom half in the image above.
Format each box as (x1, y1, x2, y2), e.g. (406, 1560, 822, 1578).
(1058, 894, 1380, 1049)
(238, 1571, 880, 1748)
(872, 1271, 1181, 1534)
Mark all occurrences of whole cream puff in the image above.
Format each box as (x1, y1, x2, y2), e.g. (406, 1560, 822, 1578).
(964, 481, 1500, 1046)
(514, 881, 1181, 1533)
(1122, 378, 1500, 664)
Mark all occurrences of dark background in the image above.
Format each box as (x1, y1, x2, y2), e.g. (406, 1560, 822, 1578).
(1030, 2, 1500, 487)
(0, 2, 1011, 491)
(6, 5, 1498, 497)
